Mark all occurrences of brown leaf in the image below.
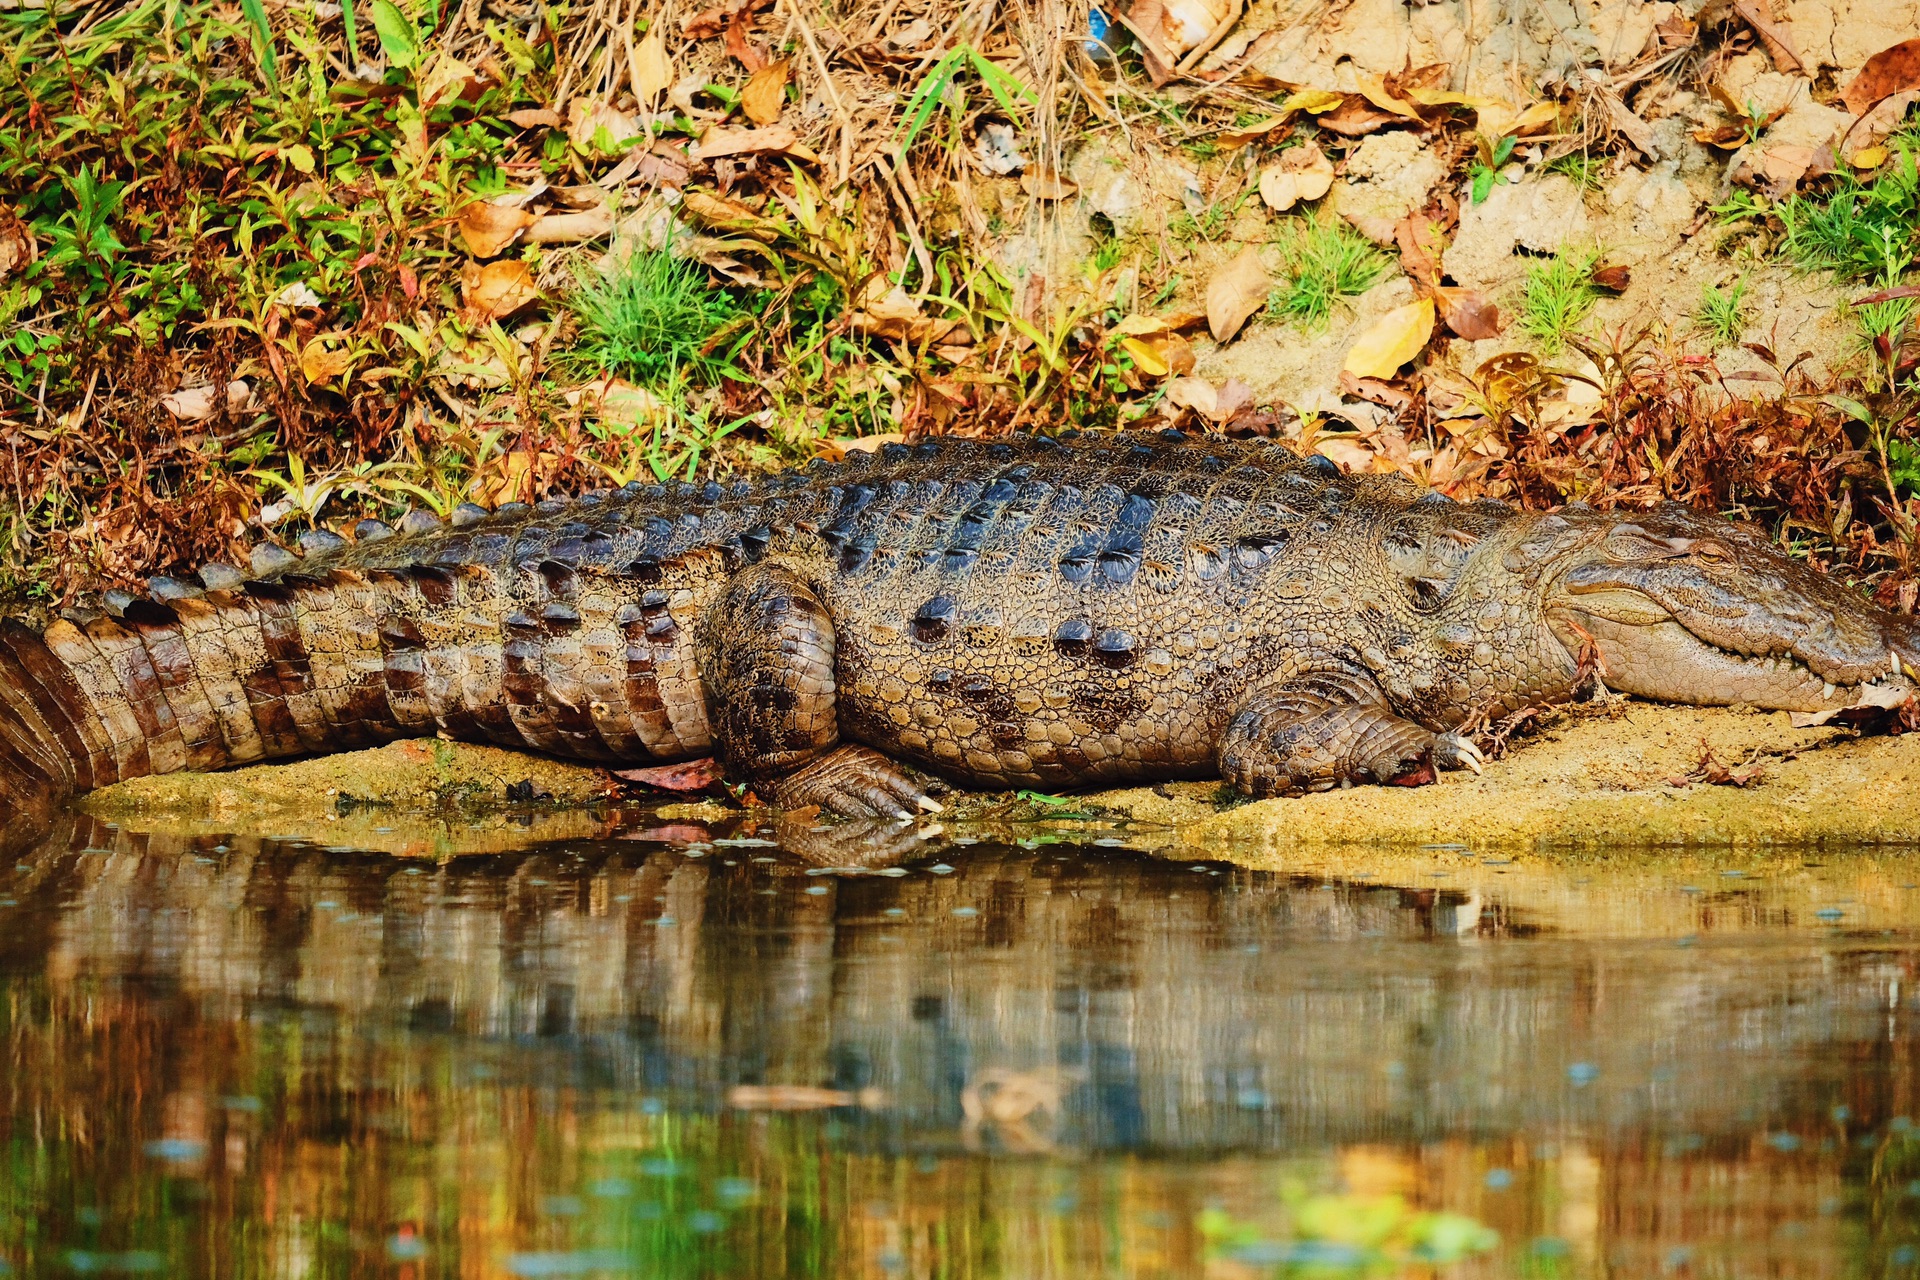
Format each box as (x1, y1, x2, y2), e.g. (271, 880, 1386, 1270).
(1020, 168, 1078, 200)
(1600, 90, 1655, 156)
(1353, 73, 1423, 120)
(1433, 286, 1502, 339)
(460, 259, 539, 320)
(1730, 0, 1803, 73)
(1337, 369, 1415, 410)
(634, 22, 674, 102)
(1205, 246, 1271, 343)
(567, 99, 642, 154)
(456, 200, 537, 258)
(682, 0, 766, 37)
(724, 6, 767, 70)
(1841, 37, 1920, 116)
(299, 337, 352, 386)
(1256, 144, 1333, 211)
(1394, 214, 1447, 288)
(507, 107, 564, 128)
(1856, 284, 1920, 306)
(728, 1085, 873, 1111)
(0, 217, 33, 279)
(1343, 298, 1434, 380)
(740, 57, 790, 124)
(1589, 263, 1631, 293)
(692, 123, 814, 161)
(1315, 96, 1398, 136)
(612, 757, 725, 791)
(680, 189, 777, 239)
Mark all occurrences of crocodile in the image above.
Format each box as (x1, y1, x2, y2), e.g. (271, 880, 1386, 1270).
(2, 428, 1915, 847)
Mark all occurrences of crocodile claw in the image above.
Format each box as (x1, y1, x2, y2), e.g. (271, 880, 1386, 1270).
(1434, 733, 1485, 775)
(767, 745, 944, 821)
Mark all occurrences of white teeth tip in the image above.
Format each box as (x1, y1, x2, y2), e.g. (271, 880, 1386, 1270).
(915, 794, 945, 814)
(1823, 682, 1836, 700)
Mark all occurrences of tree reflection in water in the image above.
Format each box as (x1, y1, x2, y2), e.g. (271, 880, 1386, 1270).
(1, 812, 1918, 1277)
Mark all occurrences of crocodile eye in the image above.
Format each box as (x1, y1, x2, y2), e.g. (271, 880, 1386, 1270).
(1692, 540, 1730, 563)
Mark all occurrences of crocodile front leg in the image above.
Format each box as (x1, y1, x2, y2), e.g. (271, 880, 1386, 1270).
(1218, 669, 1484, 796)
(699, 562, 939, 819)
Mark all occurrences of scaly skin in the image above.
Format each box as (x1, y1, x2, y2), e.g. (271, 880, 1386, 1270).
(1, 430, 1914, 838)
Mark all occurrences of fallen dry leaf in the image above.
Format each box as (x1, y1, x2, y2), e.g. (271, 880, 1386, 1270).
(740, 57, 790, 124)
(1167, 375, 1254, 421)
(1257, 144, 1333, 211)
(1205, 246, 1271, 343)
(1217, 114, 1287, 148)
(299, 337, 352, 386)
(1394, 214, 1447, 288)
(159, 384, 218, 421)
(1731, 0, 1802, 73)
(1112, 313, 1172, 337)
(460, 259, 539, 320)
(1840, 37, 1920, 116)
(416, 53, 478, 108)
(506, 107, 565, 128)
(1852, 144, 1891, 169)
(635, 21, 674, 102)
(567, 99, 641, 154)
(456, 200, 537, 257)
(522, 207, 616, 244)
(1315, 96, 1398, 136)
(1121, 337, 1170, 377)
(692, 123, 814, 161)
(1432, 286, 1502, 339)
(1337, 369, 1414, 411)
(1313, 436, 1377, 472)
(1589, 262, 1631, 293)
(1600, 91, 1655, 155)
(0, 218, 32, 278)
(1353, 73, 1422, 120)
(1020, 169, 1078, 200)
(1343, 298, 1434, 380)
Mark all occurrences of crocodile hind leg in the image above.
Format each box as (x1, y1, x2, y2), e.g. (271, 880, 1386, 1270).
(699, 562, 939, 819)
(1218, 670, 1484, 796)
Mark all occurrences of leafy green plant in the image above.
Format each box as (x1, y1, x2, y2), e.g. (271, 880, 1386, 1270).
(568, 245, 747, 389)
(1265, 213, 1391, 328)
(1695, 276, 1750, 347)
(1517, 246, 1602, 352)
(1469, 133, 1517, 204)
(897, 44, 1035, 156)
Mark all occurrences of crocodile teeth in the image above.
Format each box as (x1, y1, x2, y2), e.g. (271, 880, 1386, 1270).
(1823, 681, 1836, 699)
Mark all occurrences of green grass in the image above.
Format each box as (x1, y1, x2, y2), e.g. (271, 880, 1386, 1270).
(1516, 246, 1602, 353)
(1546, 151, 1603, 191)
(1695, 276, 1750, 347)
(568, 245, 746, 388)
(1777, 141, 1918, 284)
(1264, 213, 1392, 328)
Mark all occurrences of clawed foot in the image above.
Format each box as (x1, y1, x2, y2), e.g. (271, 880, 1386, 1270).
(1433, 732, 1485, 775)
(765, 745, 945, 820)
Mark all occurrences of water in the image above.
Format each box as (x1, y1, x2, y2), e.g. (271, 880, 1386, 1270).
(3, 809, 1920, 1277)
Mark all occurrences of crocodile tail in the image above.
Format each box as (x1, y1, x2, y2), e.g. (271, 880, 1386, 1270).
(0, 620, 93, 853)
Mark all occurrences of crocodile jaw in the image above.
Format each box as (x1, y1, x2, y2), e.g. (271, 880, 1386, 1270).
(1549, 607, 1914, 715)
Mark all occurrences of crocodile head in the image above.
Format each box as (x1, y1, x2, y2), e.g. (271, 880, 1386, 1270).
(1529, 503, 1917, 715)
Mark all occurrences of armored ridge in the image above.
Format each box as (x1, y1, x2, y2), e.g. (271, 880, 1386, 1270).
(1, 429, 1915, 837)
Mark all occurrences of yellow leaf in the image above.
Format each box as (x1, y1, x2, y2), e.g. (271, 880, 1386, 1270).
(456, 200, 537, 257)
(1020, 169, 1078, 200)
(1280, 88, 1345, 113)
(460, 259, 540, 320)
(299, 337, 353, 386)
(1217, 114, 1286, 148)
(1112, 313, 1170, 336)
(635, 21, 674, 102)
(283, 143, 315, 174)
(1257, 145, 1333, 211)
(1353, 73, 1422, 120)
(1851, 144, 1890, 169)
(1500, 101, 1561, 136)
(1205, 246, 1271, 344)
(1406, 87, 1508, 110)
(1343, 299, 1434, 380)
(417, 54, 477, 108)
(1120, 337, 1170, 377)
(740, 58, 790, 125)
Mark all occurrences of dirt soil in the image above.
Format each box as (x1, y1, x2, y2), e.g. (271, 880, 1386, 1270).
(79, 701, 1920, 856)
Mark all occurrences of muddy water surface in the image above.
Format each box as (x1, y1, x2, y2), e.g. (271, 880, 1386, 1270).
(3, 808, 1920, 1278)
